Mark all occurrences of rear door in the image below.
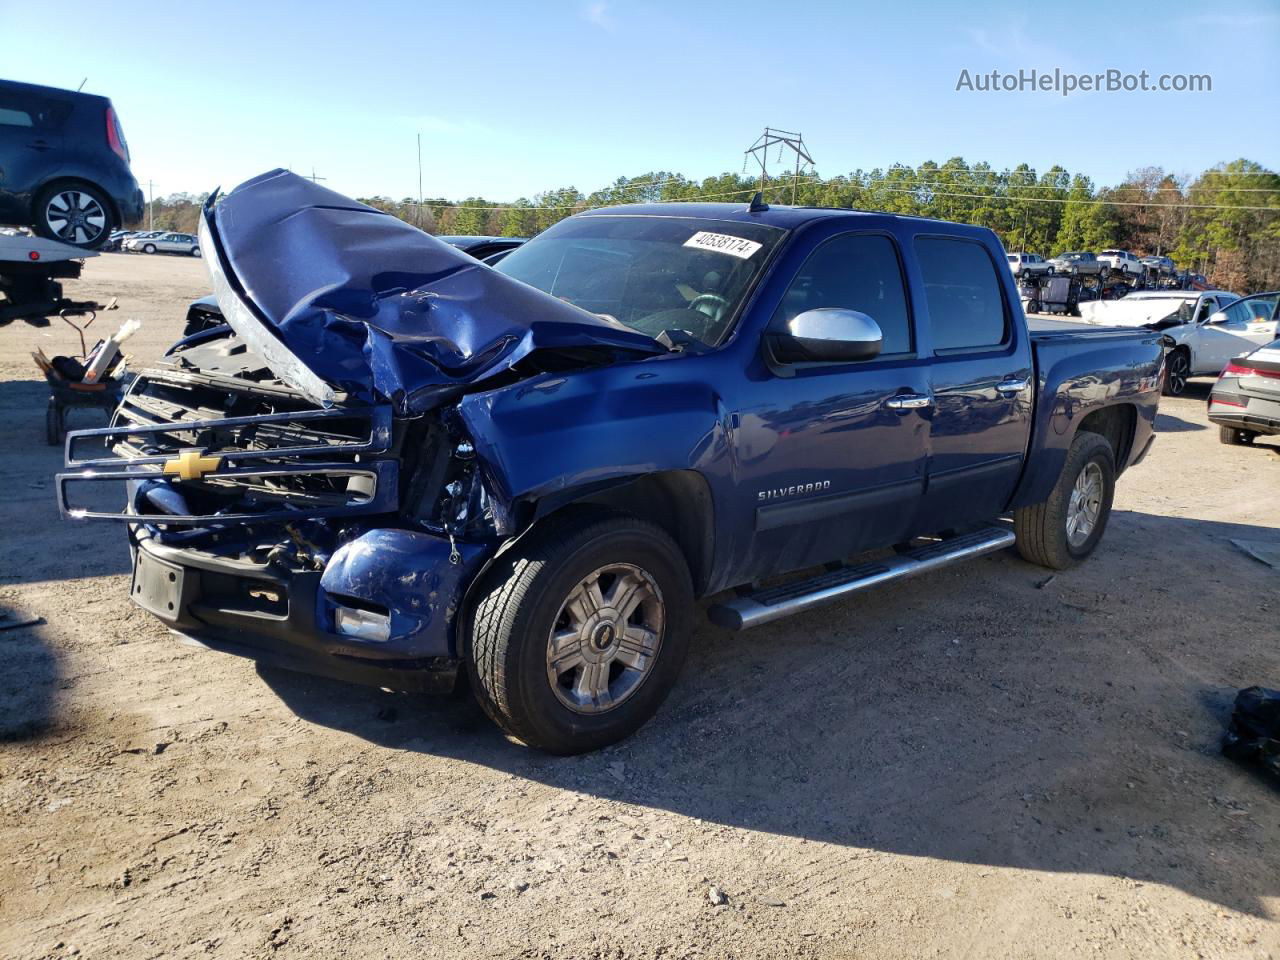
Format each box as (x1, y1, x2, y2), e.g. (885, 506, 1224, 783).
(911, 234, 1034, 532)
(731, 229, 930, 581)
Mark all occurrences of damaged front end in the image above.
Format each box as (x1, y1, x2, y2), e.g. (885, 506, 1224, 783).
(56, 170, 662, 689)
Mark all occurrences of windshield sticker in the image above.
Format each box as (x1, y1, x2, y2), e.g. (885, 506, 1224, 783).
(683, 231, 763, 260)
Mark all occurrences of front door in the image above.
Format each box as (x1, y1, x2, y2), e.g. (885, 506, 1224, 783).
(1198, 294, 1280, 372)
(729, 231, 929, 583)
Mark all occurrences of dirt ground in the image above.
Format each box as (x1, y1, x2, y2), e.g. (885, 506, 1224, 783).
(1, 253, 1278, 960)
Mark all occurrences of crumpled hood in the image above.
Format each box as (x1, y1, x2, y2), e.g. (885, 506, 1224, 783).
(199, 169, 665, 412)
(1076, 297, 1191, 328)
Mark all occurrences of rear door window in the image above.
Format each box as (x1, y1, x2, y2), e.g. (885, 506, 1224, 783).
(914, 237, 1009, 352)
(771, 233, 913, 355)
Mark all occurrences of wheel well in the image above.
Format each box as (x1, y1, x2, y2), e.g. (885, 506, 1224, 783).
(33, 177, 121, 226)
(553, 471, 716, 596)
(1076, 404, 1136, 472)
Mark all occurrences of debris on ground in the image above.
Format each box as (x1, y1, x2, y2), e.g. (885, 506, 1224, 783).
(1221, 686, 1280, 781)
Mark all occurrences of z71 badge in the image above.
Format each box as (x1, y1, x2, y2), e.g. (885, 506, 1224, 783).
(758, 481, 832, 501)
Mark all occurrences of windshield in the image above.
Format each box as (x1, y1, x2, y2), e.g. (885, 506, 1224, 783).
(495, 215, 786, 346)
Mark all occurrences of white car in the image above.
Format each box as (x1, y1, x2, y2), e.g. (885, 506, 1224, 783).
(1096, 249, 1146, 278)
(125, 231, 200, 256)
(1006, 252, 1054, 278)
(1075, 290, 1280, 395)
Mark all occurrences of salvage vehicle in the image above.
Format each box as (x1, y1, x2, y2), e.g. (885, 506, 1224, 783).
(0, 79, 145, 248)
(1048, 251, 1106, 278)
(1075, 289, 1267, 395)
(57, 170, 1165, 754)
(125, 231, 200, 256)
(1006, 252, 1053, 279)
(1096, 249, 1146, 279)
(1208, 331, 1280, 445)
(1141, 255, 1176, 278)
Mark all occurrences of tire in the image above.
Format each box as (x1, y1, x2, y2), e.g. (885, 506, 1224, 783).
(191, 246, 201, 258)
(1162, 349, 1191, 396)
(1219, 425, 1256, 445)
(33, 183, 115, 249)
(143, 243, 156, 254)
(465, 508, 694, 754)
(1027, 299, 1041, 314)
(1014, 430, 1116, 571)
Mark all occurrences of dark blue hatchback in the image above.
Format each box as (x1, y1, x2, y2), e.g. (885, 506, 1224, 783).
(0, 78, 145, 248)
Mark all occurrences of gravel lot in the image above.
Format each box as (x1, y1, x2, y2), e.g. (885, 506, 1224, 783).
(2, 253, 1278, 959)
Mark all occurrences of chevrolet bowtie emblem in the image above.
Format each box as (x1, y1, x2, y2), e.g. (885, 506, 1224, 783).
(163, 450, 223, 480)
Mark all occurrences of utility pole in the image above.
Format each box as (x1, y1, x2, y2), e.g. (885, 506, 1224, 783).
(307, 167, 327, 185)
(417, 133, 424, 229)
(744, 127, 814, 205)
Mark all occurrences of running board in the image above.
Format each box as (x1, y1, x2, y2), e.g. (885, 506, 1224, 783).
(707, 527, 1016, 631)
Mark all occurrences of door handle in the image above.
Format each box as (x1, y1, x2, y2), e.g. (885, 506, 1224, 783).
(27, 140, 52, 152)
(884, 393, 933, 411)
(995, 378, 1029, 396)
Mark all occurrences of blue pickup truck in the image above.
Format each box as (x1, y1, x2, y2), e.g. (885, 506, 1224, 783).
(58, 170, 1164, 754)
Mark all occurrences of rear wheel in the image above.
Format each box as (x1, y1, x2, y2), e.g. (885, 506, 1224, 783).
(34, 184, 114, 249)
(1162, 350, 1191, 396)
(1219, 425, 1256, 445)
(1014, 430, 1116, 570)
(466, 509, 694, 754)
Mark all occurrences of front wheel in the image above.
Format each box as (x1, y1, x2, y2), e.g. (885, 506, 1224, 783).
(1162, 350, 1191, 396)
(143, 243, 156, 254)
(1014, 430, 1116, 570)
(465, 509, 694, 754)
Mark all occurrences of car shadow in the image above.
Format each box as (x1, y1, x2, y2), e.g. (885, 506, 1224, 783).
(258, 509, 1280, 917)
(0, 379, 131, 585)
(1154, 411, 1206, 432)
(0, 604, 62, 742)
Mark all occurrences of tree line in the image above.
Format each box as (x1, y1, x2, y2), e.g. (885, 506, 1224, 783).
(138, 157, 1280, 291)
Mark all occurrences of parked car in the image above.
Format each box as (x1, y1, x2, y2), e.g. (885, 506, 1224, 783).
(127, 231, 200, 256)
(103, 229, 135, 252)
(121, 230, 163, 251)
(1006, 252, 1053, 278)
(58, 170, 1165, 754)
(437, 235, 527, 261)
(1075, 289, 1267, 395)
(1141, 255, 1176, 277)
(1208, 324, 1280, 446)
(0, 79, 144, 249)
(1048, 251, 1105, 277)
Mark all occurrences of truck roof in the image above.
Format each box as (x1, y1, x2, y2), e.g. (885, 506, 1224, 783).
(577, 202, 998, 239)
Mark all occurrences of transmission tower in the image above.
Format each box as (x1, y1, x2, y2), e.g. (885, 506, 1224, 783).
(744, 127, 815, 205)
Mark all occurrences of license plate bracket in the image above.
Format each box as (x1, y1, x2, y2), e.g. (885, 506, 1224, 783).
(131, 550, 185, 619)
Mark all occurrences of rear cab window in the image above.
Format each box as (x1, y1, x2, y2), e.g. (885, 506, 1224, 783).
(914, 236, 1009, 353)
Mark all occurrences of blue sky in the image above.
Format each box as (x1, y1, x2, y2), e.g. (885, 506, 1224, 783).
(5, 0, 1278, 201)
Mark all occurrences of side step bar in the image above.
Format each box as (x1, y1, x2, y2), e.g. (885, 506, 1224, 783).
(707, 527, 1016, 631)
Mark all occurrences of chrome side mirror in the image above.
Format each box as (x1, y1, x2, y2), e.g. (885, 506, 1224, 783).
(769, 308, 883, 364)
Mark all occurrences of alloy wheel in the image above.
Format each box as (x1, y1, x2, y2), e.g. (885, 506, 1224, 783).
(546, 563, 664, 714)
(45, 190, 107, 246)
(1167, 354, 1189, 395)
(1066, 461, 1103, 548)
